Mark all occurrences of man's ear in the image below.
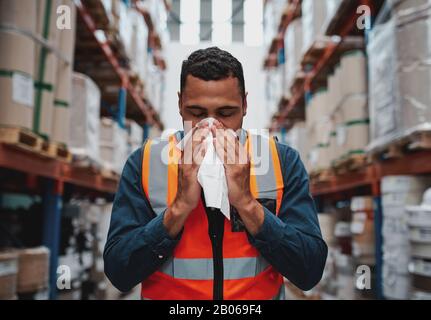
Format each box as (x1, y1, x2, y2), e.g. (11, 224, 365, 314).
(242, 92, 248, 116)
(178, 91, 183, 117)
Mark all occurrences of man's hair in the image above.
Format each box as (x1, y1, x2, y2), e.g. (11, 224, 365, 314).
(180, 47, 246, 98)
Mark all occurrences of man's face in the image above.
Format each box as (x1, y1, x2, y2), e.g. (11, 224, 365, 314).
(178, 75, 248, 131)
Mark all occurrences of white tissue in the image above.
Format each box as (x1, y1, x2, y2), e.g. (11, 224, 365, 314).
(178, 118, 230, 219)
(198, 132, 230, 219)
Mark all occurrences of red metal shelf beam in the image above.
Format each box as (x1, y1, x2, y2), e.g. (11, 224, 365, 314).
(0, 144, 117, 194)
(310, 150, 431, 197)
(74, 0, 160, 129)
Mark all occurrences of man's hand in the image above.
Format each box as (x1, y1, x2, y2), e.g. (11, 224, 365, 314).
(163, 123, 209, 238)
(212, 123, 264, 236)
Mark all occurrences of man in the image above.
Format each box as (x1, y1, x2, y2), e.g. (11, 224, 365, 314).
(104, 47, 327, 300)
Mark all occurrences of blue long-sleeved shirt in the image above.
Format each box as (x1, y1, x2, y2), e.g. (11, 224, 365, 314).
(103, 138, 328, 294)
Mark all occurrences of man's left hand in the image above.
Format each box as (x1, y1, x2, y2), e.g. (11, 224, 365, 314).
(211, 123, 264, 236)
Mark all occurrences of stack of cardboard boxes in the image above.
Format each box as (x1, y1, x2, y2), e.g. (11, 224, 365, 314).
(0, 0, 76, 145)
(303, 49, 368, 173)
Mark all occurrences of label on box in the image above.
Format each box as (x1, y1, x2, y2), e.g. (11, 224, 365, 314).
(351, 220, 366, 234)
(12, 73, 34, 107)
(0, 260, 18, 277)
(336, 125, 347, 146)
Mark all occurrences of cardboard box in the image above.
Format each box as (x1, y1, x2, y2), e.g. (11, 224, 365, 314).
(351, 196, 374, 212)
(33, 0, 61, 138)
(341, 94, 368, 123)
(340, 51, 367, 97)
(411, 242, 431, 259)
(17, 247, 50, 294)
(0, 251, 18, 300)
(0, 0, 36, 129)
(52, 0, 76, 144)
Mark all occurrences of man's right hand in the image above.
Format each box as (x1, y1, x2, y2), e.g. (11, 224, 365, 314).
(163, 123, 209, 238)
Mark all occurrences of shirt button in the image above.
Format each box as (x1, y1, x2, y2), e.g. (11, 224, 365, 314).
(158, 255, 164, 259)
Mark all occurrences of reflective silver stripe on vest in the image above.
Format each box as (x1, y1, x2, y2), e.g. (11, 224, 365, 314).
(249, 134, 278, 199)
(159, 256, 270, 280)
(147, 138, 169, 216)
(272, 284, 286, 300)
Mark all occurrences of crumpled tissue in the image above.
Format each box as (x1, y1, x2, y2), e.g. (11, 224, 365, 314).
(178, 118, 230, 219)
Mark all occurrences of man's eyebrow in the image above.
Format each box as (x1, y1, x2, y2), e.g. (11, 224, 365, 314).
(185, 105, 207, 111)
(216, 106, 240, 110)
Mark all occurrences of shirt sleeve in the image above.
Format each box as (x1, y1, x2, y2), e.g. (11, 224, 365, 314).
(247, 144, 328, 291)
(103, 147, 182, 292)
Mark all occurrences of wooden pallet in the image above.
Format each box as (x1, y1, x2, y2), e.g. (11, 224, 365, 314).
(0, 126, 43, 153)
(333, 154, 368, 175)
(310, 168, 334, 183)
(369, 130, 431, 161)
(42, 141, 72, 163)
(101, 167, 120, 181)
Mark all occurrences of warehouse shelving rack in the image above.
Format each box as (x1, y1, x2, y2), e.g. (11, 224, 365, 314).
(74, 0, 164, 130)
(0, 1, 168, 299)
(269, 0, 429, 299)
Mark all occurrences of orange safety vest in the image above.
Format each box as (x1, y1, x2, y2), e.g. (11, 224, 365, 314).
(140, 130, 285, 300)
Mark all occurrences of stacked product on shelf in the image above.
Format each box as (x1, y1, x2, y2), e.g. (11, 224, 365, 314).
(99, 117, 128, 175)
(406, 187, 431, 299)
(284, 122, 308, 166)
(317, 213, 338, 298)
(305, 88, 331, 172)
(368, 3, 431, 154)
(59, 200, 116, 300)
(0, 0, 36, 129)
(52, 0, 76, 144)
(0, 251, 18, 300)
(333, 202, 355, 300)
(351, 197, 375, 266)
(305, 48, 368, 174)
(301, 0, 328, 54)
(69, 72, 101, 165)
(284, 17, 303, 96)
(0, 246, 50, 300)
(381, 175, 431, 299)
(34, 0, 60, 139)
(350, 196, 376, 299)
(16, 246, 50, 298)
(126, 120, 144, 155)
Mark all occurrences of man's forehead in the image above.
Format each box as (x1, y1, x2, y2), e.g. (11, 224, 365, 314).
(182, 75, 242, 96)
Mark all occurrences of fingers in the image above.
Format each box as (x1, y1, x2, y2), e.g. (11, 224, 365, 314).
(182, 126, 209, 163)
(214, 130, 245, 165)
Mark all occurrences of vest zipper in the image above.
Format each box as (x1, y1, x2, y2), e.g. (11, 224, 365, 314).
(205, 205, 224, 300)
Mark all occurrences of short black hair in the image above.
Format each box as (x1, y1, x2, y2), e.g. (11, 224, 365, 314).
(180, 47, 246, 98)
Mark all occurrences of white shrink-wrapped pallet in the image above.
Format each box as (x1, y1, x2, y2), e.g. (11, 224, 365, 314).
(129, 10, 149, 81)
(126, 120, 143, 154)
(368, 5, 431, 153)
(284, 18, 303, 92)
(69, 73, 101, 165)
(301, 0, 328, 54)
(99, 118, 128, 175)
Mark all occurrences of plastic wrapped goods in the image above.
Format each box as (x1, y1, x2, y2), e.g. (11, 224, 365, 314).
(69, 73, 101, 164)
